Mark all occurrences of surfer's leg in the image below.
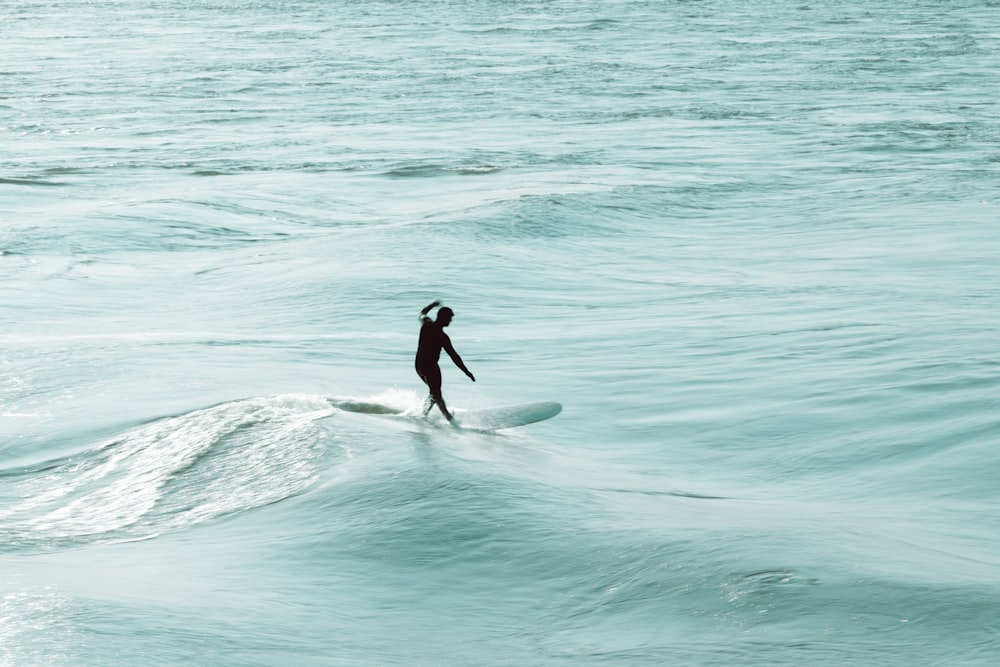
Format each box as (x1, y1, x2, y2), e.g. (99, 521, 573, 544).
(434, 393, 454, 423)
(416, 365, 433, 416)
(427, 367, 453, 422)
(417, 364, 450, 421)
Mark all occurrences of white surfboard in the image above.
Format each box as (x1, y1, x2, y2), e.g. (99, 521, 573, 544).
(331, 398, 562, 430)
(453, 401, 562, 430)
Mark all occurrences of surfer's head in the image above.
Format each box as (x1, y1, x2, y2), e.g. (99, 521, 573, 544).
(437, 307, 454, 326)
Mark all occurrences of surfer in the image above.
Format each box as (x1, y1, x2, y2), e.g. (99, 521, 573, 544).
(416, 301, 475, 422)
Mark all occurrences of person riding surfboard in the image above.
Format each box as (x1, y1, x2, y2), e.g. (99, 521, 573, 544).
(415, 301, 475, 422)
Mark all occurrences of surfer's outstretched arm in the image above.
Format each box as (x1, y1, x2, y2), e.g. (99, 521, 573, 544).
(419, 300, 440, 323)
(443, 339, 476, 382)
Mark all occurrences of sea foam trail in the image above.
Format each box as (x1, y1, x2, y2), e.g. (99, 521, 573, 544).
(0, 395, 336, 550)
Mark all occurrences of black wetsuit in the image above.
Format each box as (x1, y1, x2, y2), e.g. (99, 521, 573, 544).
(415, 305, 473, 421)
(415, 319, 452, 401)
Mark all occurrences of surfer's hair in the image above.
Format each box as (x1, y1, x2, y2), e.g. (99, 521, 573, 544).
(437, 307, 454, 320)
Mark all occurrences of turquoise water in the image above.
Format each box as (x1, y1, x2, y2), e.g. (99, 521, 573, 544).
(3, 0, 1000, 664)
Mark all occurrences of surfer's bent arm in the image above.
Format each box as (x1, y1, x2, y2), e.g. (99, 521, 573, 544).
(444, 338, 476, 382)
(418, 301, 440, 323)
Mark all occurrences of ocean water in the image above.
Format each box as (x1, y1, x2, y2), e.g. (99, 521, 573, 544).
(3, 0, 1000, 664)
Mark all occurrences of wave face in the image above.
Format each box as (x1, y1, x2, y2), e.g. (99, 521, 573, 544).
(4, 0, 1000, 664)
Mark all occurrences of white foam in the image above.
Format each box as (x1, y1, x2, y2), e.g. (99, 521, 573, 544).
(2, 394, 337, 544)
